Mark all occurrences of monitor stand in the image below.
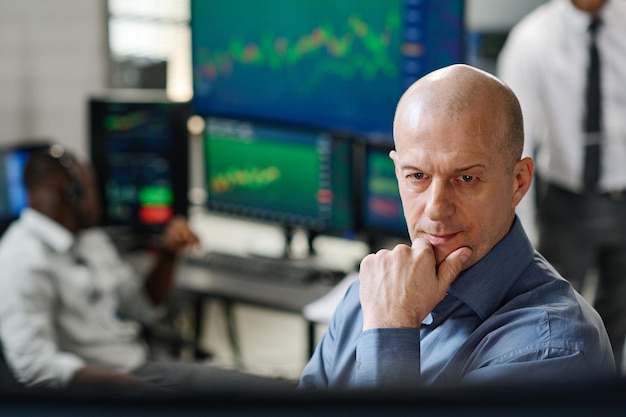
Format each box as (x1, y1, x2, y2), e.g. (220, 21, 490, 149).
(283, 226, 317, 259)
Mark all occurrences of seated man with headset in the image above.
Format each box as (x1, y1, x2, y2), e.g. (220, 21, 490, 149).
(0, 144, 282, 392)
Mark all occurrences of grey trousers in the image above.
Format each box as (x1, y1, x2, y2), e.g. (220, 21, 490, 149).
(131, 360, 295, 393)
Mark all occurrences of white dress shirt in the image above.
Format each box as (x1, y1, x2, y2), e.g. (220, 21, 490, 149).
(497, 0, 626, 244)
(0, 209, 162, 387)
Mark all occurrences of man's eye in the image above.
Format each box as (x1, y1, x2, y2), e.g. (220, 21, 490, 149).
(460, 175, 475, 182)
(411, 172, 425, 180)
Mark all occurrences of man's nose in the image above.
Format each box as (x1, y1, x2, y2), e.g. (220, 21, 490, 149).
(424, 179, 455, 221)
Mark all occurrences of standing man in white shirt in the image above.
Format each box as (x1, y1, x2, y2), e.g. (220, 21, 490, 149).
(498, 0, 626, 372)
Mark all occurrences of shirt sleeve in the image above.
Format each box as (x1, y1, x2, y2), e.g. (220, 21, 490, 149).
(297, 331, 331, 389)
(298, 287, 348, 389)
(354, 328, 421, 388)
(461, 348, 613, 385)
(298, 282, 423, 390)
(299, 282, 360, 389)
(0, 263, 85, 388)
(79, 228, 165, 324)
(451, 303, 617, 385)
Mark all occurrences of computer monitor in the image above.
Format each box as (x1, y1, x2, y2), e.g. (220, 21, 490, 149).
(203, 117, 355, 239)
(359, 141, 409, 241)
(191, 0, 465, 141)
(89, 94, 190, 237)
(0, 142, 51, 236)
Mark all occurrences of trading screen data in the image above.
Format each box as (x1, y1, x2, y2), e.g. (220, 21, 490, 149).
(362, 144, 408, 238)
(203, 117, 354, 235)
(191, 0, 464, 140)
(89, 98, 189, 233)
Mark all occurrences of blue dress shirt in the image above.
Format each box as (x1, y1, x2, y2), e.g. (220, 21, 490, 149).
(299, 218, 616, 389)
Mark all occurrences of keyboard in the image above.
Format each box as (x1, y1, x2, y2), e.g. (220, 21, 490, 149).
(184, 251, 343, 285)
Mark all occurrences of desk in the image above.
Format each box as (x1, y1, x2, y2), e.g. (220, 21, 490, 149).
(175, 262, 340, 362)
(172, 211, 368, 366)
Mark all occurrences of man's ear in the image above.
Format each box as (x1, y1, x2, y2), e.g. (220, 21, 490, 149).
(389, 149, 399, 177)
(512, 156, 534, 209)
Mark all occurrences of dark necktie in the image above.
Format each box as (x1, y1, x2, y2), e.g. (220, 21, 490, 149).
(583, 17, 602, 189)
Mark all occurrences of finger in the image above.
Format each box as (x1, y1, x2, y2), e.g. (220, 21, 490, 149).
(436, 246, 472, 289)
(411, 237, 431, 250)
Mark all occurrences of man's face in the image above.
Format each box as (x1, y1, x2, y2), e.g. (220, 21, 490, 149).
(570, 0, 606, 14)
(391, 106, 520, 268)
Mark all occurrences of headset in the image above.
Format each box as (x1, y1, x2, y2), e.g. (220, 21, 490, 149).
(46, 144, 85, 205)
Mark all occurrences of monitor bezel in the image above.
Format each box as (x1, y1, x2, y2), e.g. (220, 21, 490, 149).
(0, 141, 53, 236)
(202, 115, 357, 240)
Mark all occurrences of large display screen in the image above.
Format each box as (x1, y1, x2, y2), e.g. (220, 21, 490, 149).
(191, 0, 464, 141)
(203, 117, 354, 236)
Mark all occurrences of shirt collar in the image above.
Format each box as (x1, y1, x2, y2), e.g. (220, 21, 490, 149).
(561, 0, 608, 34)
(21, 207, 75, 254)
(446, 217, 535, 321)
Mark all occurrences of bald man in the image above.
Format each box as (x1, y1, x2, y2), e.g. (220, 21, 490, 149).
(298, 64, 615, 389)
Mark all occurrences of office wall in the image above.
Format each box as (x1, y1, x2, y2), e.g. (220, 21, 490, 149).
(466, 0, 547, 31)
(0, 0, 107, 159)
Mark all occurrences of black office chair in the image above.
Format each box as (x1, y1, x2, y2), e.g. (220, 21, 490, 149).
(0, 340, 20, 389)
(140, 291, 212, 361)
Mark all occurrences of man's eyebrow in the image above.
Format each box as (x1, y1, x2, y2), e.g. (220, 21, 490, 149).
(398, 163, 486, 172)
(454, 164, 486, 173)
(398, 162, 420, 170)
